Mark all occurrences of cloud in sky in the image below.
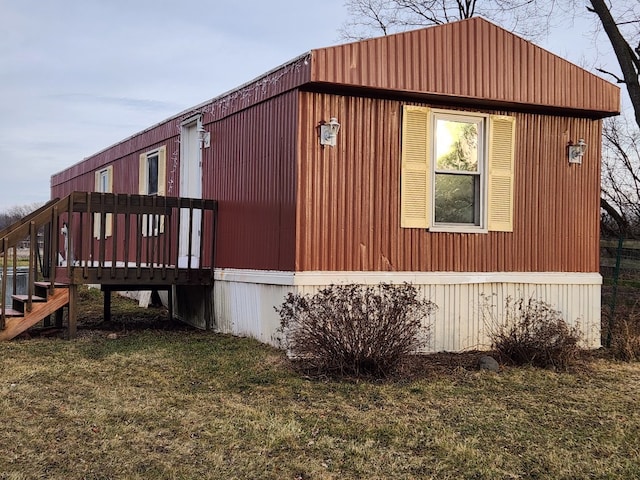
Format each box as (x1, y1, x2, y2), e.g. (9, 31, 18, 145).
(0, 0, 348, 210)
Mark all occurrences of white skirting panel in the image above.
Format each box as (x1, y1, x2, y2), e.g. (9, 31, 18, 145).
(212, 269, 602, 352)
(214, 279, 290, 346)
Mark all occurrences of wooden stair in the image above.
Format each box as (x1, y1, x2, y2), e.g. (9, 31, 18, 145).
(0, 282, 69, 341)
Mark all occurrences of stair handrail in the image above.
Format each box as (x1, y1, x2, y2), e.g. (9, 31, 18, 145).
(1, 237, 7, 329)
(0, 198, 60, 247)
(0, 196, 68, 324)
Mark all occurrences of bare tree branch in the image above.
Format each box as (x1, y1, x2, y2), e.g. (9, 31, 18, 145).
(596, 68, 626, 83)
(601, 196, 629, 236)
(340, 0, 576, 41)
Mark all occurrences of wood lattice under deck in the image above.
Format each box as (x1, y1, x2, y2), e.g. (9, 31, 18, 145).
(0, 192, 217, 340)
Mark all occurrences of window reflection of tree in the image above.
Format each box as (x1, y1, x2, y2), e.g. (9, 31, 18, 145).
(435, 121, 479, 224)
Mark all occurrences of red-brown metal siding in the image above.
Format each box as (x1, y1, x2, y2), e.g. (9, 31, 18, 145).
(296, 91, 601, 273)
(204, 91, 298, 270)
(51, 120, 180, 192)
(50, 91, 299, 271)
(310, 17, 620, 116)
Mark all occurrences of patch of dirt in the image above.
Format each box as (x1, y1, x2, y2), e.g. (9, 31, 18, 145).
(397, 351, 492, 378)
(78, 311, 194, 332)
(23, 290, 197, 340)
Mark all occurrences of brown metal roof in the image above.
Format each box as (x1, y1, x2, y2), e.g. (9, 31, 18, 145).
(309, 17, 620, 118)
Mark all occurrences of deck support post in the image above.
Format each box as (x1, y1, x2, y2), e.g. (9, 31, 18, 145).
(68, 284, 78, 339)
(55, 307, 64, 328)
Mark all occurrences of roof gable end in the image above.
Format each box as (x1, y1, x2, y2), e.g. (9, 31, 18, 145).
(309, 17, 620, 117)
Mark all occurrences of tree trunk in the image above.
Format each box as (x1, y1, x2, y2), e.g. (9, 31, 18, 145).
(589, 0, 640, 128)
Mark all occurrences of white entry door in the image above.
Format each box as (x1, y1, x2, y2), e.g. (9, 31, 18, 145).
(179, 117, 203, 268)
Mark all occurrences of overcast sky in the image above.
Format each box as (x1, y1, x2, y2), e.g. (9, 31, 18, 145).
(0, 1, 620, 212)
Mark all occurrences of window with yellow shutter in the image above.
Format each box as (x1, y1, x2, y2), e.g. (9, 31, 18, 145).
(139, 145, 167, 237)
(401, 106, 515, 233)
(94, 165, 113, 239)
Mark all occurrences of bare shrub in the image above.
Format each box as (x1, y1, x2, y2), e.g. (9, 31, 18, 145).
(276, 283, 436, 377)
(487, 297, 583, 369)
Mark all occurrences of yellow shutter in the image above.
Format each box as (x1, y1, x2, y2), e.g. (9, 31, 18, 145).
(157, 146, 166, 233)
(157, 145, 166, 196)
(94, 171, 101, 239)
(487, 115, 516, 232)
(400, 105, 431, 228)
(139, 153, 149, 236)
(105, 165, 113, 238)
(107, 165, 113, 192)
(138, 153, 146, 194)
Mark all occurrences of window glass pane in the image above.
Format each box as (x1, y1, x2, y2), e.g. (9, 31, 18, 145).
(434, 173, 479, 224)
(147, 155, 158, 195)
(435, 119, 478, 172)
(99, 170, 109, 192)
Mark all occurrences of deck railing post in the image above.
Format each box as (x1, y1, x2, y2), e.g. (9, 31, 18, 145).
(150, 195, 157, 279)
(88, 192, 96, 275)
(136, 207, 142, 279)
(66, 195, 73, 281)
(175, 202, 181, 278)
(1, 237, 7, 329)
(188, 198, 194, 270)
(12, 245, 17, 298)
(111, 193, 118, 279)
(161, 198, 168, 279)
(50, 206, 59, 296)
(42, 222, 50, 280)
(124, 195, 131, 280)
(198, 201, 205, 273)
(27, 221, 36, 312)
(97, 193, 106, 280)
(68, 284, 77, 339)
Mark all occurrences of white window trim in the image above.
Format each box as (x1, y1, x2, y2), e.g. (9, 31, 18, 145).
(428, 109, 488, 233)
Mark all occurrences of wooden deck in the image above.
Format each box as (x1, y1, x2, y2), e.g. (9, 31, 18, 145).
(0, 192, 218, 340)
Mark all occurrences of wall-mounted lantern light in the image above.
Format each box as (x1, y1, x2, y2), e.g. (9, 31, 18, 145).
(198, 125, 211, 148)
(568, 138, 587, 164)
(320, 117, 341, 147)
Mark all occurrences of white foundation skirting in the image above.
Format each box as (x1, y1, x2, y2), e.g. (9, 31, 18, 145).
(211, 269, 602, 352)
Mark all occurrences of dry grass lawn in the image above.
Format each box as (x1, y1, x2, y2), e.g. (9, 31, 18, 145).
(1, 292, 640, 479)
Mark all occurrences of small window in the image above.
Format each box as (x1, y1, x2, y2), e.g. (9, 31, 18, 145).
(98, 168, 110, 193)
(94, 165, 113, 238)
(146, 153, 159, 196)
(139, 146, 167, 237)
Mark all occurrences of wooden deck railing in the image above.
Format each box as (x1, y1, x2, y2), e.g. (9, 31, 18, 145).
(0, 198, 66, 328)
(0, 192, 218, 329)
